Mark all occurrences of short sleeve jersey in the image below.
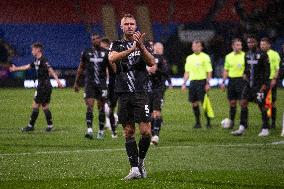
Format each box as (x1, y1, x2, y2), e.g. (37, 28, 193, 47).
(184, 52, 212, 80)
(267, 49, 280, 79)
(224, 51, 245, 78)
(81, 47, 108, 88)
(29, 56, 51, 85)
(109, 40, 153, 93)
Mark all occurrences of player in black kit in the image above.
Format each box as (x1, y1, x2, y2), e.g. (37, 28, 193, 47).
(9, 42, 63, 132)
(231, 36, 271, 136)
(147, 41, 172, 145)
(108, 14, 155, 180)
(100, 37, 118, 138)
(74, 33, 108, 140)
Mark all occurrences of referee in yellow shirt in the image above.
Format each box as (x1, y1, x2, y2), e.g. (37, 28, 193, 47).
(220, 38, 245, 129)
(260, 38, 281, 129)
(182, 40, 213, 128)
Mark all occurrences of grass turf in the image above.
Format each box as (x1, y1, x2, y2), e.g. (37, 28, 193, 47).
(0, 88, 283, 189)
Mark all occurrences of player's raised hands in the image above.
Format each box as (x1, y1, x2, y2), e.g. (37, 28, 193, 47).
(133, 31, 146, 47)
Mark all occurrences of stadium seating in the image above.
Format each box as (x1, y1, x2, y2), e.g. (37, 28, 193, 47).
(0, 0, 272, 70)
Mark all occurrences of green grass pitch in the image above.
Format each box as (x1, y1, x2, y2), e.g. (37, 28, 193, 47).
(0, 88, 284, 189)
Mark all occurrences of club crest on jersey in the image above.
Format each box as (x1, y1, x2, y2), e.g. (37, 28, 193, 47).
(256, 54, 260, 59)
(129, 51, 141, 58)
(101, 52, 105, 57)
(155, 58, 159, 64)
(237, 63, 242, 68)
(195, 62, 201, 66)
(34, 60, 40, 70)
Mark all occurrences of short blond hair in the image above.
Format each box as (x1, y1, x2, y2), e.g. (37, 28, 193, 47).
(120, 14, 136, 26)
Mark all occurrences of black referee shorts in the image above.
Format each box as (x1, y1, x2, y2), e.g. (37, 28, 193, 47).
(117, 93, 150, 124)
(34, 84, 52, 105)
(227, 77, 244, 101)
(188, 80, 206, 103)
(149, 90, 164, 112)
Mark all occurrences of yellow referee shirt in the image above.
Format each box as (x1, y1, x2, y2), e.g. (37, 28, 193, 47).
(224, 51, 245, 78)
(267, 49, 280, 79)
(184, 52, 212, 80)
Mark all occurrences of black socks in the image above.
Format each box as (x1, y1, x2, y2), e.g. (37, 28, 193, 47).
(29, 108, 39, 127)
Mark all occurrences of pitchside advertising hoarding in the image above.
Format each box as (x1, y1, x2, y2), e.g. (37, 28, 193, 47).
(22, 78, 284, 88)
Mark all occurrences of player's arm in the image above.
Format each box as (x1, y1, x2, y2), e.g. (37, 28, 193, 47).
(205, 56, 212, 92)
(133, 32, 155, 67)
(205, 71, 212, 92)
(243, 59, 250, 81)
(220, 56, 229, 91)
(108, 42, 137, 64)
(182, 71, 189, 91)
(147, 64, 157, 74)
(74, 53, 86, 92)
(159, 60, 172, 88)
(261, 54, 270, 92)
(48, 66, 63, 88)
(270, 53, 280, 88)
(9, 64, 31, 72)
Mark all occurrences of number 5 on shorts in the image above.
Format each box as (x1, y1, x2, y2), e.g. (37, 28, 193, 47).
(145, 105, 150, 116)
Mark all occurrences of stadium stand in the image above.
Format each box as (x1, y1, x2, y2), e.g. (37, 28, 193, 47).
(1, 0, 283, 80)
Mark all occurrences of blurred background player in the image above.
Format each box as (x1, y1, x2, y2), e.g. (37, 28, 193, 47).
(182, 40, 212, 129)
(220, 38, 245, 129)
(100, 37, 118, 138)
(231, 36, 270, 136)
(153, 42, 172, 93)
(260, 38, 281, 129)
(9, 42, 63, 132)
(74, 33, 108, 140)
(108, 14, 155, 180)
(147, 41, 172, 145)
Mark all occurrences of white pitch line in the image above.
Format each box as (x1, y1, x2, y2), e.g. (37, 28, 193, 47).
(0, 142, 283, 157)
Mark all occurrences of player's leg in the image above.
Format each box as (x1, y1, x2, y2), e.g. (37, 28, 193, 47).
(85, 98, 95, 139)
(227, 80, 237, 128)
(133, 93, 151, 178)
(138, 122, 151, 178)
(118, 94, 140, 180)
(199, 81, 210, 128)
(231, 84, 248, 136)
(96, 98, 106, 139)
(151, 91, 163, 144)
(22, 100, 40, 132)
(189, 81, 201, 128)
(258, 90, 270, 136)
(41, 86, 53, 131)
(42, 103, 54, 131)
(109, 106, 118, 138)
(109, 92, 118, 138)
(151, 110, 162, 144)
(123, 123, 141, 180)
(271, 86, 277, 128)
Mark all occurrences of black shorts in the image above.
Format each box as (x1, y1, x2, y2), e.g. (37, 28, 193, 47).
(149, 90, 164, 112)
(117, 93, 150, 124)
(188, 80, 206, 103)
(34, 84, 52, 105)
(241, 84, 267, 106)
(227, 78, 244, 100)
(108, 88, 118, 109)
(84, 84, 104, 100)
